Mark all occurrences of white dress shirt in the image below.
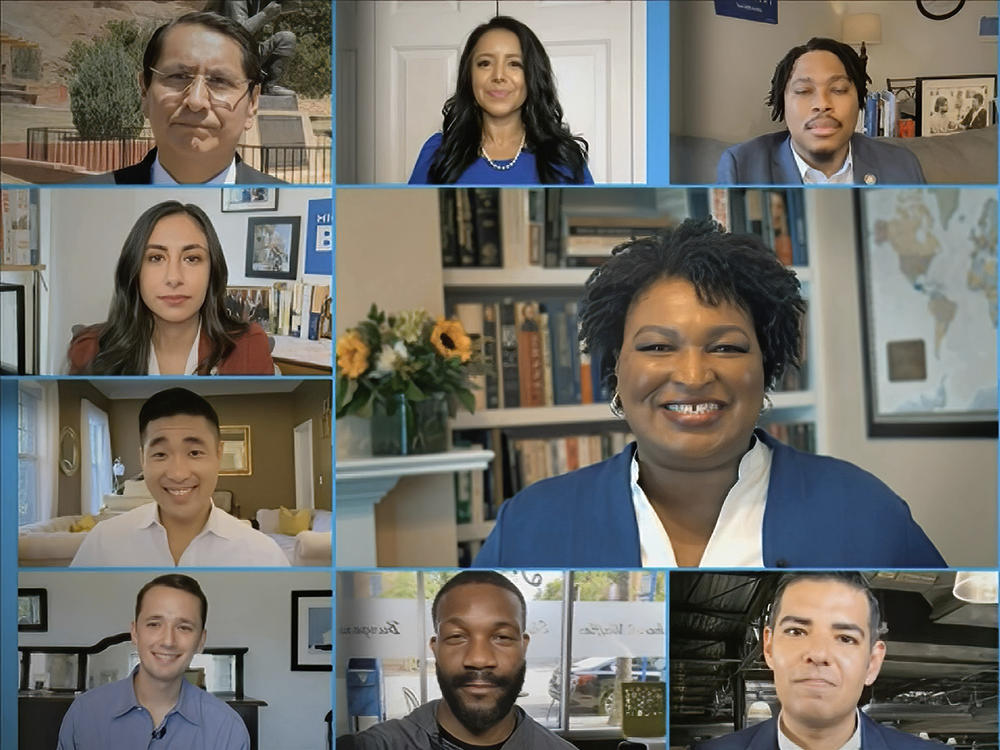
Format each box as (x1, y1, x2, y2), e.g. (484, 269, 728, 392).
(151, 153, 237, 185)
(790, 140, 854, 184)
(777, 709, 862, 750)
(70, 502, 290, 567)
(630, 438, 771, 566)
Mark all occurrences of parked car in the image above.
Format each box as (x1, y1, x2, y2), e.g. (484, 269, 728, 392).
(548, 656, 664, 715)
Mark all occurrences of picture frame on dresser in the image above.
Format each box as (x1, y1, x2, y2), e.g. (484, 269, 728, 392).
(18, 589, 47, 633)
(916, 74, 997, 136)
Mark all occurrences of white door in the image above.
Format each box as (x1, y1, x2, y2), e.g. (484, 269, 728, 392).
(293, 419, 315, 511)
(347, 0, 644, 183)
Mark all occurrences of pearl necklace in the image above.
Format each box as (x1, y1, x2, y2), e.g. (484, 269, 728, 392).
(480, 133, 526, 171)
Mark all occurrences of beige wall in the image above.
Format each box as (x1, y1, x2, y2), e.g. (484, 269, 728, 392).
(810, 189, 996, 566)
(292, 379, 333, 510)
(671, 0, 997, 143)
(56, 380, 110, 516)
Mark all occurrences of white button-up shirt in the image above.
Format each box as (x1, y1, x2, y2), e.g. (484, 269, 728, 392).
(777, 709, 862, 750)
(630, 438, 771, 567)
(151, 153, 237, 185)
(790, 141, 854, 184)
(70, 501, 290, 567)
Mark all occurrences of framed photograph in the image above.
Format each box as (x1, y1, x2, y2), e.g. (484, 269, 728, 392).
(221, 187, 278, 212)
(245, 217, 300, 280)
(291, 590, 332, 671)
(916, 74, 996, 136)
(855, 189, 997, 437)
(18, 588, 47, 632)
(219, 425, 252, 476)
(224, 286, 272, 330)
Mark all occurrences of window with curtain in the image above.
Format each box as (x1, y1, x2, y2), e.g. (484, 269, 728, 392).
(17, 381, 56, 526)
(79, 398, 112, 516)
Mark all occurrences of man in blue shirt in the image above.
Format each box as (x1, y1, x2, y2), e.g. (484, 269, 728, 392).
(57, 574, 250, 749)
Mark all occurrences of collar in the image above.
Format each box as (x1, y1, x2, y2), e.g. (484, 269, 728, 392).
(148, 320, 203, 376)
(111, 666, 201, 728)
(777, 709, 862, 750)
(151, 152, 237, 185)
(139, 500, 224, 539)
(790, 139, 853, 184)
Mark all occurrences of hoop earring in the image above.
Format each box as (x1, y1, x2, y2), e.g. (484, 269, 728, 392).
(760, 393, 773, 417)
(610, 391, 625, 419)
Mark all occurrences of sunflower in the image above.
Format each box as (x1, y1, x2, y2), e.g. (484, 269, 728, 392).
(430, 317, 472, 363)
(336, 331, 371, 378)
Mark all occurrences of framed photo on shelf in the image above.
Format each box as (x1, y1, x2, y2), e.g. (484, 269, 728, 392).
(224, 286, 272, 329)
(854, 189, 998, 438)
(291, 590, 332, 671)
(221, 187, 278, 212)
(18, 588, 47, 632)
(916, 74, 996, 136)
(244, 216, 300, 280)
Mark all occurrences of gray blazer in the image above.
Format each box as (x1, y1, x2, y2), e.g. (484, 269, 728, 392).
(74, 148, 284, 184)
(716, 131, 926, 185)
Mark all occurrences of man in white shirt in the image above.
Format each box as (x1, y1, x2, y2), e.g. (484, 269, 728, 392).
(695, 573, 944, 750)
(71, 387, 288, 567)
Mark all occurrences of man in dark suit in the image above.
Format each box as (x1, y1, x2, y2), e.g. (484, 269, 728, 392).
(78, 12, 282, 184)
(961, 93, 988, 131)
(696, 573, 944, 750)
(717, 38, 925, 185)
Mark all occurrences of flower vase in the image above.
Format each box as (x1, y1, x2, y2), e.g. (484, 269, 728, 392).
(370, 393, 449, 455)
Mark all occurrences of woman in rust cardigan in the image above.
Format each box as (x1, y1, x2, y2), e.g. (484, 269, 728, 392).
(68, 201, 274, 375)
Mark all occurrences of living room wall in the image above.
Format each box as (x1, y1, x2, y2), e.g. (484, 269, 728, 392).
(671, 0, 997, 144)
(292, 379, 333, 511)
(55, 380, 110, 516)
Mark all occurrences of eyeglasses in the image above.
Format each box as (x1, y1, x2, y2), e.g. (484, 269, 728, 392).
(148, 67, 254, 110)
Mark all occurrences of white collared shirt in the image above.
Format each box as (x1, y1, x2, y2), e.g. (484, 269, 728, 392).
(70, 501, 290, 567)
(630, 438, 771, 567)
(151, 153, 238, 185)
(790, 140, 854, 184)
(147, 321, 202, 376)
(777, 709, 862, 750)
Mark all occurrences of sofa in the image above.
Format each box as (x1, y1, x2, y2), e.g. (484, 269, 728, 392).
(670, 125, 997, 184)
(255, 508, 332, 566)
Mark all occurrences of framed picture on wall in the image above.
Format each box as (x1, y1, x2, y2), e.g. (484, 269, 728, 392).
(221, 187, 278, 212)
(244, 216, 300, 280)
(218, 425, 252, 476)
(854, 189, 997, 437)
(916, 74, 996, 136)
(291, 590, 332, 671)
(18, 588, 47, 632)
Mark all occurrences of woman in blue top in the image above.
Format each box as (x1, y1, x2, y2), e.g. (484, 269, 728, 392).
(408, 16, 593, 185)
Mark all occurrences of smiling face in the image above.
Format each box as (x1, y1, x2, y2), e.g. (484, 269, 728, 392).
(130, 584, 206, 689)
(615, 277, 765, 473)
(470, 28, 527, 122)
(141, 413, 220, 527)
(142, 22, 258, 180)
(431, 583, 528, 739)
(764, 580, 885, 738)
(783, 50, 860, 174)
(138, 213, 211, 328)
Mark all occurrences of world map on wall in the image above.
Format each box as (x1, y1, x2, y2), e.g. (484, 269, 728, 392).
(863, 188, 997, 418)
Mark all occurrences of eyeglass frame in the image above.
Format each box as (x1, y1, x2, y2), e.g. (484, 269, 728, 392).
(146, 66, 257, 111)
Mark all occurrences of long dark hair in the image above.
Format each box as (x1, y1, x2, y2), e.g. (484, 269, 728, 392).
(428, 16, 589, 184)
(83, 201, 248, 375)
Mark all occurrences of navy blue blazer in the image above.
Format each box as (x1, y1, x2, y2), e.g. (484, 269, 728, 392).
(716, 132, 926, 185)
(75, 148, 284, 184)
(473, 430, 946, 568)
(695, 713, 946, 750)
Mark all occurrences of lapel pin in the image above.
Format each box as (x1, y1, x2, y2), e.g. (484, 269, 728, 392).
(864, 173, 877, 185)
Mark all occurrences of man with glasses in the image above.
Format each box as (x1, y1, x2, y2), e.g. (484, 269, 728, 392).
(80, 12, 282, 184)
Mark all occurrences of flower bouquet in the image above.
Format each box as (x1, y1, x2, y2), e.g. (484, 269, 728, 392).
(335, 305, 481, 454)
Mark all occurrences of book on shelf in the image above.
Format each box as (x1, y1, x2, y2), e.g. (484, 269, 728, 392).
(225, 281, 329, 340)
(761, 421, 815, 453)
(454, 303, 488, 411)
(711, 189, 809, 266)
(772, 300, 809, 392)
(561, 216, 667, 268)
(439, 188, 503, 267)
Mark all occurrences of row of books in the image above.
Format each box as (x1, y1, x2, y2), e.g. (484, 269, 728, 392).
(453, 429, 635, 525)
(224, 282, 331, 340)
(698, 188, 809, 266)
(1, 190, 38, 266)
(439, 188, 503, 267)
(453, 298, 609, 411)
(760, 421, 816, 454)
(862, 89, 912, 138)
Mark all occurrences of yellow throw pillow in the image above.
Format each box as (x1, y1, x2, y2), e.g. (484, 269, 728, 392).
(70, 515, 97, 533)
(278, 506, 311, 535)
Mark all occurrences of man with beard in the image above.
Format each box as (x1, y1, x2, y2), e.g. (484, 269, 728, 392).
(716, 38, 925, 185)
(339, 571, 574, 749)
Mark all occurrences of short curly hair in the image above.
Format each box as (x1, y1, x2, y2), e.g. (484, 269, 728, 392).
(578, 217, 805, 394)
(766, 37, 869, 122)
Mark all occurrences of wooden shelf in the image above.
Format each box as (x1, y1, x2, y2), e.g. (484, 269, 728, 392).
(453, 403, 617, 429)
(443, 267, 593, 288)
(0, 264, 45, 271)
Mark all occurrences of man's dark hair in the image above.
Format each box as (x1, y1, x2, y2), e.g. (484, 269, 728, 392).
(142, 11, 262, 90)
(972, 92, 985, 106)
(139, 387, 220, 443)
(767, 572, 883, 646)
(135, 573, 208, 630)
(766, 37, 870, 122)
(432, 571, 527, 631)
(578, 217, 806, 394)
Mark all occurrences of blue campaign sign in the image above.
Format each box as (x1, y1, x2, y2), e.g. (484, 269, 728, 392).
(304, 198, 333, 276)
(714, 0, 778, 25)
